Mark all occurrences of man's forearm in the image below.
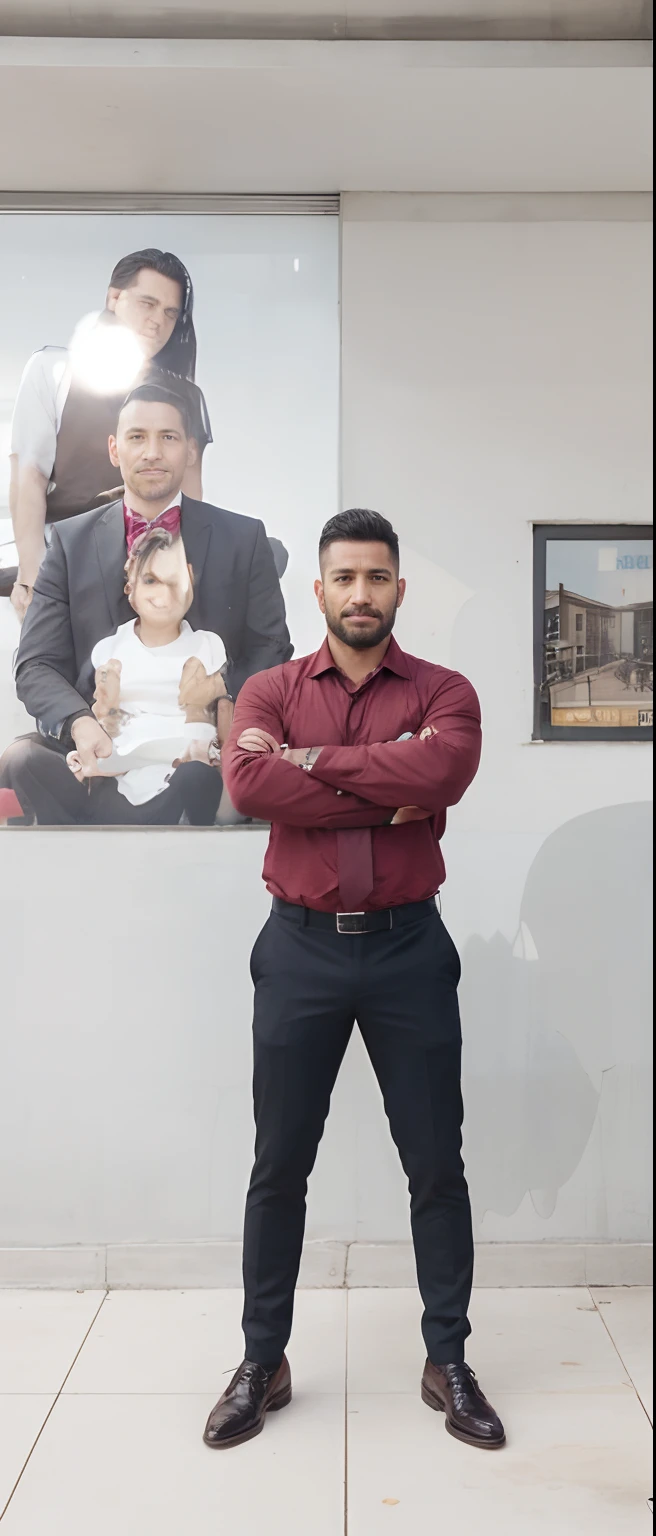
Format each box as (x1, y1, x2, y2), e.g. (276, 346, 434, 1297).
(222, 745, 393, 829)
(306, 686, 482, 812)
(13, 526, 91, 734)
(309, 737, 481, 811)
(10, 459, 49, 588)
(15, 660, 92, 737)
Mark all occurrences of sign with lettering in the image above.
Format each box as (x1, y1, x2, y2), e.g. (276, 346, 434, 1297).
(552, 706, 652, 729)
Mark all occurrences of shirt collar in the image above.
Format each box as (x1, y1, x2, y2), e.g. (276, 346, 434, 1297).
(123, 494, 182, 521)
(308, 634, 412, 681)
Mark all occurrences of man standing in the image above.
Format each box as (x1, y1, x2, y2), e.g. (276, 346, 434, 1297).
(0, 384, 291, 824)
(207, 507, 505, 1453)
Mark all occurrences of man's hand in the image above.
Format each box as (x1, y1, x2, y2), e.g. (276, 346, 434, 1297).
(93, 658, 123, 736)
(173, 738, 213, 768)
(10, 582, 33, 623)
(70, 716, 113, 778)
(178, 659, 227, 719)
(389, 730, 438, 820)
(391, 805, 433, 825)
(65, 750, 87, 783)
(237, 728, 282, 755)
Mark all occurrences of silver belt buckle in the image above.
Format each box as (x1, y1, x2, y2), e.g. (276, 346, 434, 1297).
(336, 912, 365, 935)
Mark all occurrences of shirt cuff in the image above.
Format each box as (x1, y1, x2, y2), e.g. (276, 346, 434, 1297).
(55, 708, 94, 744)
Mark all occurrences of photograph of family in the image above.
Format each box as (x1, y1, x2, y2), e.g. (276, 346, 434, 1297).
(0, 212, 339, 826)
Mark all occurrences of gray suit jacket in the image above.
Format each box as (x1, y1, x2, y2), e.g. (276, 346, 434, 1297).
(15, 495, 293, 737)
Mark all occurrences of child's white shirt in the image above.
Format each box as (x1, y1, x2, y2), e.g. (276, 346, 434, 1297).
(90, 619, 226, 805)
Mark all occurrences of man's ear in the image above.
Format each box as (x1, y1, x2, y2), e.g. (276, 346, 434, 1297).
(106, 286, 120, 314)
(396, 576, 407, 610)
(186, 437, 198, 468)
(314, 577, 326, 615)
(108, 434, 121, 470)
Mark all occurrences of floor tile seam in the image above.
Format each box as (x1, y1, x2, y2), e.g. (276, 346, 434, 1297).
(346, 1385, 648, 1398)
(587, 1285, 654, 1427)
(0, 1292, 109, 1524)
(54, 1388, 348, 1397)
(2, 1385, 638, 1398)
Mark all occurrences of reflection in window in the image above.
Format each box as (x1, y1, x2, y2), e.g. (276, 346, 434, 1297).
(534, 527, 653, 739)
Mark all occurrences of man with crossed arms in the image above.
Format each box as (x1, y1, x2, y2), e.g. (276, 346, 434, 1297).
(204, 507, 505, 1455)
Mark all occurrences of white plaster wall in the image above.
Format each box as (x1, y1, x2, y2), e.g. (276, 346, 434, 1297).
(0, 201, 652, 1253)
(340, 200, 653, 1244)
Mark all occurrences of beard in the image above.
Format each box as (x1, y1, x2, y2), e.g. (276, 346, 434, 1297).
(326, 605, 397, 651)
(128, 467, 176, 501)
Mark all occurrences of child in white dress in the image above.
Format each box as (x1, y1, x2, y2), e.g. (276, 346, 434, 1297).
(67, 526, 230, 822)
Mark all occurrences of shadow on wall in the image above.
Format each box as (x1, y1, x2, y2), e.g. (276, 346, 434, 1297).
(461, 801, 653, 1227)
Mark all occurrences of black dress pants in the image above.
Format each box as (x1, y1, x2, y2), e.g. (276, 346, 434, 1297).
(0, 734, 222, 826)
(242, 899, 474, 1369)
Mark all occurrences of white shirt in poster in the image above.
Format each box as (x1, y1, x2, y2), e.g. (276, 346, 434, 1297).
(10, 347, 71, 482)
(10, 316, 146, 480)
(90, 619, 226, 806)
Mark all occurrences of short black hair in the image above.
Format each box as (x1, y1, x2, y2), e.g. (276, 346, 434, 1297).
(118, 383, 192, 438)
(319, 508, 400, 568)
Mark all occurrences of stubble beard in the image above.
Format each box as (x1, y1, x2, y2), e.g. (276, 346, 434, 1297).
(127, 468, 176, 504)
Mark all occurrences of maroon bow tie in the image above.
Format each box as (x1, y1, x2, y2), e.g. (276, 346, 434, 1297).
(123, 503, 181, 552)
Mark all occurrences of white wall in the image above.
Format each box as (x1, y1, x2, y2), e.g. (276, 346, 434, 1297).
(340, 197, 653, 1244)
(1, 198, 652, 1266)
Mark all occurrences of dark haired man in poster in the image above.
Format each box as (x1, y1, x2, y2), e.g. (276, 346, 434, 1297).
(0, 386, 291, 824)
(9, 248, 212, 621)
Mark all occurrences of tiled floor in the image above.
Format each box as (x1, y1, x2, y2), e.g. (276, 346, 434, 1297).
(0, 1287, 652, 1534)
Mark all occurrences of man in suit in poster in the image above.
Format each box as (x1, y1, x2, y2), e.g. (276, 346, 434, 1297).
(0, 383, 292, 824)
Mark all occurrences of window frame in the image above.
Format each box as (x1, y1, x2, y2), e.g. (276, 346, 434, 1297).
(532, 523, 654, 743)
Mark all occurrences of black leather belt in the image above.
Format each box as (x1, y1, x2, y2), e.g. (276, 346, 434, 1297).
(272, 896, 436, 934)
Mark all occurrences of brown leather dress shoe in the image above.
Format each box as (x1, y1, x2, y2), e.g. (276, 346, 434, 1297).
(422, 1360, 506, 1449)
(203, 1357, 292, 1449)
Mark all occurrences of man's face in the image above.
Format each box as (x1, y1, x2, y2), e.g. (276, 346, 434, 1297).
(129, 542, 193, 628)
(106, 268, 183, 360)
(315, 540, 405, 650)
(110, 400, 196, 504)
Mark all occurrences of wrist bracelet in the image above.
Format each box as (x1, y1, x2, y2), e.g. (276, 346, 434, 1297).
(217, 694, 234, 706)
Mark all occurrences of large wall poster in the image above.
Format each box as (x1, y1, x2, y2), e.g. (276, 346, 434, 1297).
(0, 212, 339, 827)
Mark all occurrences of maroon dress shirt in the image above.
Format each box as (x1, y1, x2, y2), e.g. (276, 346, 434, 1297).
(222, 636, 482, 913)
